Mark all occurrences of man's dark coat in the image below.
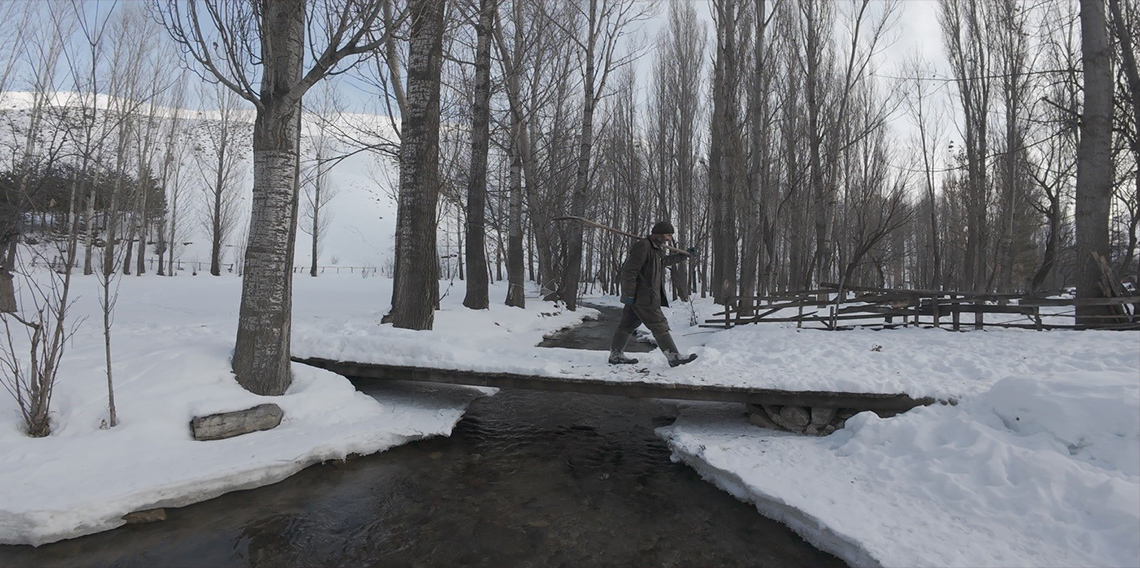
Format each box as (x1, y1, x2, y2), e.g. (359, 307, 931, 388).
(619, 237, 687, 308)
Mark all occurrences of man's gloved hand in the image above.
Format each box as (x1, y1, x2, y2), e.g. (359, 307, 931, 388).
(620, 295, 634, 306)
(686, 246, 697, 257)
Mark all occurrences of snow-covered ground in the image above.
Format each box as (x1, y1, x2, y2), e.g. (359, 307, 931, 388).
(0, 273, 574, 547)
(296, 294, 1137, 402)
(1, 271, 1136, 568)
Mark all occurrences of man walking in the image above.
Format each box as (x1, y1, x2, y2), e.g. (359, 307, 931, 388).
(609, 221, 698, 367)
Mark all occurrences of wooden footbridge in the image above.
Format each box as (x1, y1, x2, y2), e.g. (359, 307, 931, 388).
(293, 356, 939, 415)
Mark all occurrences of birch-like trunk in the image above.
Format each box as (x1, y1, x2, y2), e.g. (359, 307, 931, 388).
(1075, 0, 1114, 324)
(559, 0, 600, 312)
(0, 237, 15, 312)
(1109, 0, 1140, 279)
(387, 0, 446, 330)
(500, 1, 526, 309)
(231, 0, 305, 395)
(505, 88, 526, 308)
(462, 0, 494, 310)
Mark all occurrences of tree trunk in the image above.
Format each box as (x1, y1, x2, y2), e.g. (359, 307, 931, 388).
(941, 0, 993, 292)
(742, 0, 769, 312)
(463, 0, 494, 310)
(498, 2, 526, 309)
(211, 173, 223, 277)
(506, 109, 526, 308)
(135, 173, 149, 276)
(559, 0, 600, 312)
(83, 180, 97, 275)
(710, 0, 741, 304)
(0, 236, 15, 313)
(167, 183, 178, 276)
(309, 191, 319, 277)
(1030, 192, 1061, 293)
(387, 0, 446, 330)
(231, 0, 305, 396)
(1109, 0, 1140, 280)
(1075, 0, 1114, 324)
(806, 0, 829, 290)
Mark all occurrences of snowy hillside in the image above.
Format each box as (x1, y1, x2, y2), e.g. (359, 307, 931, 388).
(1, 90, 405, 271)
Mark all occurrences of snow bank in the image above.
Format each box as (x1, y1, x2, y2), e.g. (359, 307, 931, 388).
(660, 370, 1140, 568)
(0, 273, 570, 546)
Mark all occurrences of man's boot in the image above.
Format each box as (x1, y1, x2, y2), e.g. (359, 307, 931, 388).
(657, 332, 697, 367)
(608, 330, 639, 365)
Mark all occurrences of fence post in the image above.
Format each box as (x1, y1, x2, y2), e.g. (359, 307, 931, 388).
(797, 295, 804, 329)
(974, 300, 984, 330)
(724, 299, 732, 329)
(932, 295, 940, 328)
(952, 294, 960, 331)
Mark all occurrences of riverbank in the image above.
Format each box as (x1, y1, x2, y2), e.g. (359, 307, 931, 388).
(0, 273, 573, 546)
(295, 287, 1138, 567)
(1, 272, 1137, 567)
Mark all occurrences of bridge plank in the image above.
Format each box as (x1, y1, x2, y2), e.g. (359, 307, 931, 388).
(294, 357, 942, 413)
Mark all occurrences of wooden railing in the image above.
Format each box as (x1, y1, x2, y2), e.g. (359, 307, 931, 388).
(703, 283, 1140, 331)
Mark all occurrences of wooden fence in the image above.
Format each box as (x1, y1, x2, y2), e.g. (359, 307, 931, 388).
(703, 283, 1140, 331)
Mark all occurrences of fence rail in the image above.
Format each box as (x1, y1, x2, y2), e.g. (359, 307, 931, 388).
(39, 257, 379, 276)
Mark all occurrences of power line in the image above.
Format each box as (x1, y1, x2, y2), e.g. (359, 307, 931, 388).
(871, 68, 1078, 83)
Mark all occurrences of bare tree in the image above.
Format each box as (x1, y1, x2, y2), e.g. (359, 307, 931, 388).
(1109, 0, 1140, 280)
(156, 72, 192, 277)
(1075, 0, 1115, 324)
(492, 0, 569, 307)
(0, 0, 45, 313)
(650, 2, 706, 297)
(95, 5, 177, 426)
(386, 0, 447, 330)
(344, 0, 409, 162)
(0, 264, 82, 437)
(835, 121, 913, 286)
(901, 55, 949, 290)
(740, 0, 774, 307)
(95, 186, 130, 428)
(0, 0, 32, 94)
(193, 81, 248, 277)
(125, 14, 174, 278)
(496, 0, 527, 308)
(0, 2, 83, 437)
(64, 0, 121, 278)
(0, 1, 90, 436)
(940, 0, 995, 292)
(708, 0, 746, 303)
(556, 0, 654, 311)
(155, 0, 401, 394)
(1027, 0, 1081, 293)
(462, 0, 496, 310)
(300, 81, 342, 277)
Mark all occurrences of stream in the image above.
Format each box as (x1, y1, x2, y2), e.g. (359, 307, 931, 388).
(0, 304, 845, 567)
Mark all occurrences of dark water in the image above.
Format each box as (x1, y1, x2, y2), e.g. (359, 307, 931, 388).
(0, 306, 844, 568)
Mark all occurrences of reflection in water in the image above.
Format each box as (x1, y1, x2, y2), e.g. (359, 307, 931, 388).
(0, 385, 844, 568)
